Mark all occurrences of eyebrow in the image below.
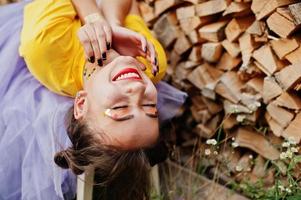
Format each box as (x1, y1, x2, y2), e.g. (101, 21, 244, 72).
(109, 113, 158, 121)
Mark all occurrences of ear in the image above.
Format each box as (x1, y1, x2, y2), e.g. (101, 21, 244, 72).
(74, 90, 88, 120)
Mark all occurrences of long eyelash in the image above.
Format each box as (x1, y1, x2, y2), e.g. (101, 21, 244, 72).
(112, 105, 128, 110)
(143, 104, 157, 107)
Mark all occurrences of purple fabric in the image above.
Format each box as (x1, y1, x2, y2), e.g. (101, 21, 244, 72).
(0, 1, 187, 199)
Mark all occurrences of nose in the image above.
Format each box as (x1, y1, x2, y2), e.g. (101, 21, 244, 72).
(124, 81, 146, 95)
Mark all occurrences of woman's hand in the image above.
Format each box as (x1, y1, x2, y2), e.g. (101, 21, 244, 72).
(77, 13, 112, 66)
(111, 25, 159, 76)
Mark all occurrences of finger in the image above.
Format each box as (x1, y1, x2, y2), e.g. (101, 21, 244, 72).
(103, 24, 112, 50)
(146, 41, 158, 76)
(139, 35, 147, 56)
(84, 24, 102, 65)
(94, 25, 107, 62)
(77, 28, 95, 63)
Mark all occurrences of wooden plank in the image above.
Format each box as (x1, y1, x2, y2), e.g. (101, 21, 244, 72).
(266, 102, 294, 128)
(196, 114, 222, 138)
(252, 44, 283, 76)
(225, 17, 254, 42)
(202, 96, 223, 114)
(288, 2, 301, 25)
(275, 62, 301, 91)
(198, 21, 228, 42)
(201, 42, 223, 63)
(235, 128, 280, 160)
(221, 39, 241, 57)
(195, 0, 229, 17)
(187, 30, 206, 45)
(77, 168, 95, 200)
(270, 38, 299, 60)
(283, 112, 301, 143)
(285, 44, 301, 64)
(239, 33, 258, 67)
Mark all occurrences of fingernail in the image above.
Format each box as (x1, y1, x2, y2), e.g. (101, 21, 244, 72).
(144, 46, 147, 53)
(88, 56, 95, 63)
(97, 59, 103, 66)
(102, 52, 106, 60)
(154, 57, 157, 65)
(106, 42, 111, 50)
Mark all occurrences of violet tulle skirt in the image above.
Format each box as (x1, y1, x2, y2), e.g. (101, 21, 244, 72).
(0, 1, 187, 199)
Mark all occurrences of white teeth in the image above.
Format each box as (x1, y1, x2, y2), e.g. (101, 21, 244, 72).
(116, 72, 140, 81)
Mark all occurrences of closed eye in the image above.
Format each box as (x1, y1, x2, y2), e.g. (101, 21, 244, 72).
(111, 105, 128, 110)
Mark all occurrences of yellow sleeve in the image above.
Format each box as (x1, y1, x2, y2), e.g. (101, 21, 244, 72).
(19, 0, 85, 97)
(124, 15, 167, 83)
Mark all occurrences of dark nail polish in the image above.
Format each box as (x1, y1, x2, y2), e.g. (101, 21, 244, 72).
(106, 42, 111, 50)
(144, 46, 147, 53)
(154, 57, 157, 65)
(102, 52, 107, 60)
(88, 56, 95, 63)
(97, 59, 103, 66)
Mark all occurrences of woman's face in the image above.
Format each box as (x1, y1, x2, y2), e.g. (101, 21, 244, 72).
(75, 56, 159, 150)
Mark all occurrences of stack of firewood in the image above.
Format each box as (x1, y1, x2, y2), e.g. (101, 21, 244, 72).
(138, 0, 301, 186)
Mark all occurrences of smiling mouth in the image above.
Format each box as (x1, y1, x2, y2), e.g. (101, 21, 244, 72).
(112, 68, 142, 81)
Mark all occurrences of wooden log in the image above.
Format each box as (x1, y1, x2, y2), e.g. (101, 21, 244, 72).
(221, 40, 241, 57)
(238, 33, 258, 67)
(246, 20, 266, 36)
(244, 77, 264, 96)
(217, 52, 242, 71)
(265, 112, 283, 137)
(187, 63, 223, 90)
(215, 71, 244, 104)
(188, 45, 202, 62)
(288, 2, 301, 25)
(263, 76, 283, 104)
(283, 112, 301, 143)
(274, 92, 301, 110)
(154, 0, 182, 17)
(202, 97, 223, 114)
(174, 32, 192, 55)
(267, 8, 301, 38)
(224, 100, 252, 115)
(235, 128, 280, 160)
(223, 2, 251, 17)
(195, 0, 229, 17)
(223, 114, 238, 129)
(251, 0, 298, 20)
(252, 156, 266, 178)
(270, 38, 299, 60)
(188, 30, 206, 45)
(198, 21, 228, 42)
(225, 17, 254, 42)
(252, 44, 283, 76)
(196, 114, 222, 138)
(153, 13, 180, 48)
(139, 2, 156, 23)
(179, 16, 203, 34)
(176, 5, 195, 20)
(275, 62, 301, 91)
(285, 44, 301, 64)
(191, 107, 213, 123)
(201, 42, 223, 63)
(266, 102, 294, 128)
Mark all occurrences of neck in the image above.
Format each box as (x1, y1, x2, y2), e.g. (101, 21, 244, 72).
(83, 49, 120, 84)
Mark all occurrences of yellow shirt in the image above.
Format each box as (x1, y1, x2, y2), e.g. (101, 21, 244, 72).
(19, 0, 167, 97)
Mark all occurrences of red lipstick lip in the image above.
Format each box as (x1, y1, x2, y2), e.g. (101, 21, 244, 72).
(112, 68, 142, 81)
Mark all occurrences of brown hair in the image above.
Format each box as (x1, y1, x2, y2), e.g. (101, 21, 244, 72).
(54, 106, 151, 200)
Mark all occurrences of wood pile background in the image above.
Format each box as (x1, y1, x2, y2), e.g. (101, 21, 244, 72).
(138, 0, 301, 193)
